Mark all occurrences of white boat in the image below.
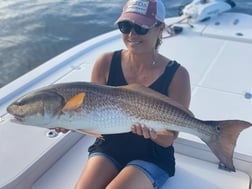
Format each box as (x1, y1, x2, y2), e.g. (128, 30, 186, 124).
(0, 1, 251, 188)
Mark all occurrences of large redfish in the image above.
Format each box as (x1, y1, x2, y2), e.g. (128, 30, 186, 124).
(6, 82, 251, 171)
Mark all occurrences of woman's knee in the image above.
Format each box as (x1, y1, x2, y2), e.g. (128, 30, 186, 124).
(105, 166, 154, 189)
(75, 155, 119, 189)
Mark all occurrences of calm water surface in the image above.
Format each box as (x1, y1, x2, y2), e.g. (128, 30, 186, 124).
(0, 0, 251, 88)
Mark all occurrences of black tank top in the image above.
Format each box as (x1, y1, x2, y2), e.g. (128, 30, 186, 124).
(88, 50, 180, 176)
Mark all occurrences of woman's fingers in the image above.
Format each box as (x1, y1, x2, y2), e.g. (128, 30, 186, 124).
(52, 127, 69, 133)
(131, 123, 157, 139)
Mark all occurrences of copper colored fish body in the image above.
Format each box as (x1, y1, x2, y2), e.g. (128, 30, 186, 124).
(7, 82, 251, 171)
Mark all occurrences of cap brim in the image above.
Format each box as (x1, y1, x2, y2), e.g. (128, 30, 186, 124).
(115, 12, 156, 28)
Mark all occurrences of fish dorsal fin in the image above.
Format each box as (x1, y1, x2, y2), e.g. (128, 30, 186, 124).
(120, 84, 194, 117)
(62, 92, 85, 111)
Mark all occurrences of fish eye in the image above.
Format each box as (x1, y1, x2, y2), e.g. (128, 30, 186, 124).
(16, 100, 25, 106)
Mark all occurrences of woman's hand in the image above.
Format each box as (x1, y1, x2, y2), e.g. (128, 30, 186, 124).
(131, 123, 158, 140)
(131, 123, 177, 148)
(52, 127, 69, 134)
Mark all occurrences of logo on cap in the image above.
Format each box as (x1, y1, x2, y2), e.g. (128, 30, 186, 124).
(125, 0, 149, 16)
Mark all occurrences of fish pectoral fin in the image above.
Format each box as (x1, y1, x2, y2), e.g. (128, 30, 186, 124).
(62, 92, 85, 112)
(76, 129, 104, 140)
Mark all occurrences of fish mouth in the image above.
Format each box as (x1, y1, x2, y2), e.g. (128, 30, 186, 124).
(13, 115, 24, 122)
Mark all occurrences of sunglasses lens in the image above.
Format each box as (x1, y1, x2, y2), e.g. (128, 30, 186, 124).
(118, 22, 131, 34)
(118, 21, 149, 35)
(134, 25, 149, 35)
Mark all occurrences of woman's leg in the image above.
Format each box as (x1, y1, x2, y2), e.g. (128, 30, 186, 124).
(74, 155, 119, 189)
(106, 160, 169, 189)
(106, 165, 153, 189)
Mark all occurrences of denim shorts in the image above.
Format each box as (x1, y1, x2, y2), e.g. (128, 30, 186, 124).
(89, 152, 169, 189)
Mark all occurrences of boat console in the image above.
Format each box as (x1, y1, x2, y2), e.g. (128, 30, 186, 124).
(182, 0, 236, 22)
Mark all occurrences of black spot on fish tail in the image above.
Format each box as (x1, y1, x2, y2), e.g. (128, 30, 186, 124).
(203, 120, 251, 172)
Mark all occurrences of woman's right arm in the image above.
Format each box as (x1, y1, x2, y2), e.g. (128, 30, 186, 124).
(53, 52, 113, 133)
(91, 52, 113, 84)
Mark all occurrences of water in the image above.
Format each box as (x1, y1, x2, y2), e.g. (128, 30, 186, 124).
(0, 0, 251, 88)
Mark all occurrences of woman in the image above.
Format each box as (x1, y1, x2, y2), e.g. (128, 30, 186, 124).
(74, 0, 191, 188)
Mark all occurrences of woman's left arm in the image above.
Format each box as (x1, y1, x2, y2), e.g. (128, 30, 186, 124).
(168, 65, 191, 109)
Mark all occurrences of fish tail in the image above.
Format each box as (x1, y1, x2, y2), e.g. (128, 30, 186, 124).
(204, 120, 251, 172)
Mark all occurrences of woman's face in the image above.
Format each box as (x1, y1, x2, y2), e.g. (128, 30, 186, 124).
(120, 22, 164, 54)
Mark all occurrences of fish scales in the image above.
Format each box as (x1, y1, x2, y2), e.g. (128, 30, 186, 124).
(49, 83, 207, 136)
(50, 83, 222, 139)
(79, 84, 214, 140)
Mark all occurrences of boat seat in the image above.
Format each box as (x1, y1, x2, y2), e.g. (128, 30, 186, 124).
(33, 135, 250, 189)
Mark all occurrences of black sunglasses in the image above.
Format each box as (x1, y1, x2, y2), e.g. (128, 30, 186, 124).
(118, 21, 151, 35)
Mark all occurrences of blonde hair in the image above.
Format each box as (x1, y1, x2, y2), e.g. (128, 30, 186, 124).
(155, 21, 164, 50)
